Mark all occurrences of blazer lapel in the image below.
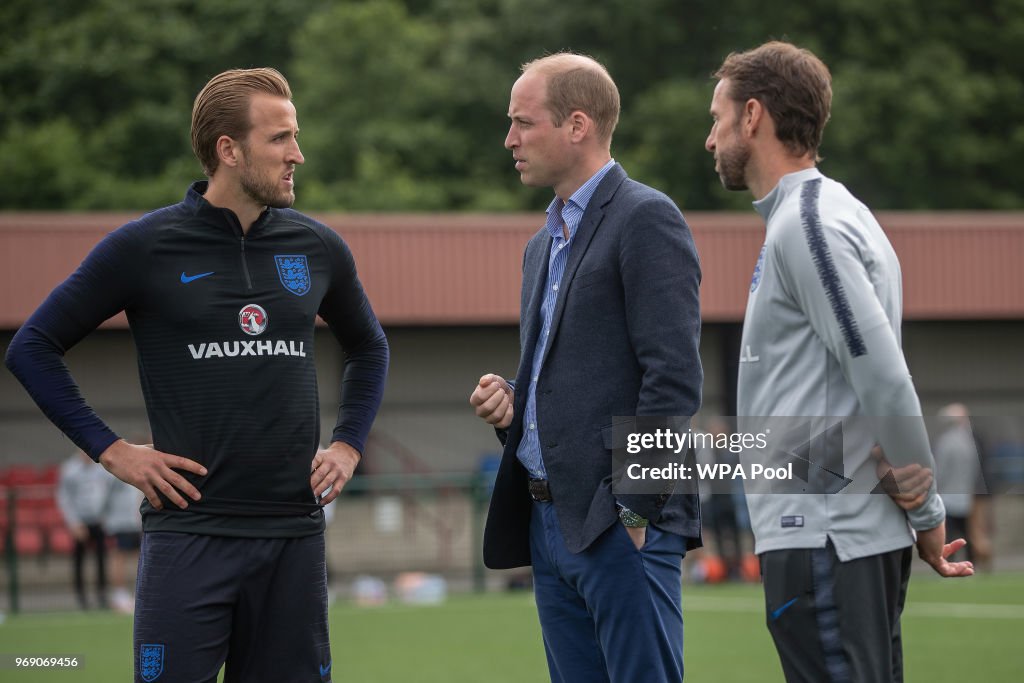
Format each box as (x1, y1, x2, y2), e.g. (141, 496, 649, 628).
(537, 164, 627, 371)
(518, 230, 552, 382)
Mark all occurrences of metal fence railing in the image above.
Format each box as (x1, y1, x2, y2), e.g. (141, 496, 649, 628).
(1, 472, 497, 614)
(323, 472, 494, 592)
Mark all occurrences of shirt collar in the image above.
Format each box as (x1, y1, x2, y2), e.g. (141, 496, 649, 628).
(544, 159, 616, 239)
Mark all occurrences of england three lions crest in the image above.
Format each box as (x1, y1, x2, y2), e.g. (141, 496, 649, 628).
(275, 254, 311, 296)
(139, 643, 164, 682)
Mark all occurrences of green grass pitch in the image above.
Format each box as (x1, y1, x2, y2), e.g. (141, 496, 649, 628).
(1, 573, 1022, 681)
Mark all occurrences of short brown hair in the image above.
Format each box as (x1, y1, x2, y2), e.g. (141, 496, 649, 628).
(191, 68, 292, 177)
(714, 41, 832, 159)
(522, 53, 620, 144)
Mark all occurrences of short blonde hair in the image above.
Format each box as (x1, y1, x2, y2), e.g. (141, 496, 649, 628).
(191, 68, 292, 177)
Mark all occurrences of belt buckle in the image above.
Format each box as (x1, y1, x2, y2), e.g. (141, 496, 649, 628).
(529, 478, 552, 502)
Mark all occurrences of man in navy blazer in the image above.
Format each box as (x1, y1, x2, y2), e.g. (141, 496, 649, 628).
(470, 53, 703, 682)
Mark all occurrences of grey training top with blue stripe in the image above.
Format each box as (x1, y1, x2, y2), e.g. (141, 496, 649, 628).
(737, 167, 944, 562)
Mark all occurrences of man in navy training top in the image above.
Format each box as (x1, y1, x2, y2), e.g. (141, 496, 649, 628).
(6, 67, 388, 683)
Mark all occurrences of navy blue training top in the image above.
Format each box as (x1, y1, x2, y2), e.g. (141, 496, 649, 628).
(5, 182, 389, 537)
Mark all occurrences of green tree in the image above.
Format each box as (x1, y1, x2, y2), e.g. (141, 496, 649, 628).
(0, 0, 327, 209)
(821, 0, 1024, 208)
(293, 1, 460, 210)
(1, 0, 1021, 210)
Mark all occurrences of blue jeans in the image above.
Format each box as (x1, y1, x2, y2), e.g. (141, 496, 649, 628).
(529, 500, 687, 683)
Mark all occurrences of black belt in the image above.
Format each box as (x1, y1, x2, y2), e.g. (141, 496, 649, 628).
(529, 478, 553, 502)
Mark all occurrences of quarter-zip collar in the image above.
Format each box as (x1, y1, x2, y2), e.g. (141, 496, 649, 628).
(184, 181, 275, 238)
(752, 167, 822, 228)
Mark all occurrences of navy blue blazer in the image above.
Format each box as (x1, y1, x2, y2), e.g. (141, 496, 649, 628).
(483, 164, 703, 569)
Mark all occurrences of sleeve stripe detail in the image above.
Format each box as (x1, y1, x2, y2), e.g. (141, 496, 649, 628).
(799, 179, 868, 358)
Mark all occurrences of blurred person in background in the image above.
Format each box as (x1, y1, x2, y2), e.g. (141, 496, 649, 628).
(706, 40, 974, 682)
(57, 449, 112, 610)
(966, 418, 995, 572)
(697, 417, 746, 582)
(933, 403, 983, 563)
(104, 469, 144, 614)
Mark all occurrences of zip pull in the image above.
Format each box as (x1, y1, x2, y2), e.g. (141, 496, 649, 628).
(240, 234, 253, 289)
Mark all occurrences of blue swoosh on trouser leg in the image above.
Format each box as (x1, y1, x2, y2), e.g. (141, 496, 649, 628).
(771, 597, 800, 621)
(180, 271, 215, 283)
(320, 660, 332, 677)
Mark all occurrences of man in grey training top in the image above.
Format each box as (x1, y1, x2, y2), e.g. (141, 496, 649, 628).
(705, 41, 974, 682)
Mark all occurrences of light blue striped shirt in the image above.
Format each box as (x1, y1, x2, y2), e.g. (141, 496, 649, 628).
(516, 159, 616, 478)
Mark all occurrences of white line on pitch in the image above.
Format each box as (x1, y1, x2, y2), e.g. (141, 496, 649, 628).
(683, 596, 1024, 619)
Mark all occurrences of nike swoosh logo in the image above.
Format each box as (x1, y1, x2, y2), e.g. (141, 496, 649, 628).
(180, 271, 214, 283)
(320, 661, 332, 676)
(770, 597, 799, 621)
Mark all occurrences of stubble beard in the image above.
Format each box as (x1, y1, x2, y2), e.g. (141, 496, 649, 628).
(240, 167, 294, 208)
(238, 147, 295, 208)
(717, 141, 751, 192)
